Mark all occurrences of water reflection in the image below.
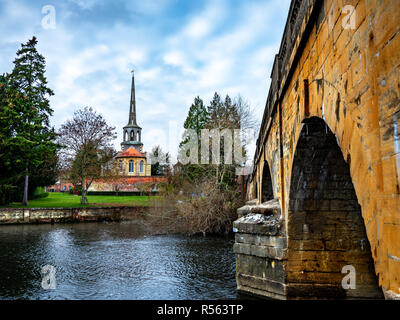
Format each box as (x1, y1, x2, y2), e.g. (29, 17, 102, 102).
(0, 222, 237, 300)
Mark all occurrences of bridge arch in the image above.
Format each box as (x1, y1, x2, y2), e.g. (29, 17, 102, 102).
(287, 117, 382, 298)
(261, 160, 274, 203)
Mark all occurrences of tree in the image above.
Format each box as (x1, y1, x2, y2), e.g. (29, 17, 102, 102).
(177, 92, 258, 188)
(178, 96, 210, 182)
(206, 92, 224, 129)
(6, 37, 59, 206)
(205, 94, 237, 186)
(158, 93, 258, 235)
(0, 73, 17, 205)
(183, 96, 208, 137)
(58, 107, 117, 204)
(148, 145, 170, 176)
(28, 150, 59, 195)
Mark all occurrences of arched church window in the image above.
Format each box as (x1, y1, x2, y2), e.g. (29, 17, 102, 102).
(129, 160, 134, 173)
(130, 131, 134, 141)
(140, 160, 144, 173)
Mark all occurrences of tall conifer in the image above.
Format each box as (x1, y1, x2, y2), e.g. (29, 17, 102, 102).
(7, 37, 58, 205)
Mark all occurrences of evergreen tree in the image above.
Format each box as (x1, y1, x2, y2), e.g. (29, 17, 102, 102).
(179, 96, 208, 148)
(177, 92, 253, 188)
(205, 93, 240, 186)
(206, 92, 224, 129)
(179, 96, 209, 182)
(7, 37, 59, 205)
(183, 96, 208, 135)
(0, 74, 18, 204)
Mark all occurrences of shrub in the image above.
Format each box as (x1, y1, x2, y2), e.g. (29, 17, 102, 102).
(175, 178, 241, 235)
(145, 177, 243, 236)
(32, 187, 49, 199)
(34, 192, 49, 199)
(0, 185, 17, 205)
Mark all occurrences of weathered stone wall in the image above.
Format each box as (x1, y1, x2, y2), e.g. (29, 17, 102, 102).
(0, 207, 148, 225)
(244, 0, 400, 298)
(287, 116, 382, 298)
(234, 201, 287, 299)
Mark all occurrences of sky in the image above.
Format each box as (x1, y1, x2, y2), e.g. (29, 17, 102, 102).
(0, 0, 291, 163)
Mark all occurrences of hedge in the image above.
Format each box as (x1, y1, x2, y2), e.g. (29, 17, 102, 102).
(86, 191, 158, 196)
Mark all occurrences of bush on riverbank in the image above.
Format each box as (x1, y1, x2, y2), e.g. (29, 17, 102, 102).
(175, 178, 241, 235)
(143, 177, 243, 236)
(0, 185, 17, 205)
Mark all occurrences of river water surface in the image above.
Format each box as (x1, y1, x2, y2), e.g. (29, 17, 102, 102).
(0, 221, 237, 299)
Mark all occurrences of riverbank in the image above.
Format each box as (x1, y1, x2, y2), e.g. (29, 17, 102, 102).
(2, 192, 155, 208)
(0, 206, 149, 225)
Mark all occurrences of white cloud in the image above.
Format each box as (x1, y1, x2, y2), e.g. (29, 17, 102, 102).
(163, 50, 185, 67)
(182, 1, 226, 39)
(69, 0, 101, 10)
(0, 0, 292, 162)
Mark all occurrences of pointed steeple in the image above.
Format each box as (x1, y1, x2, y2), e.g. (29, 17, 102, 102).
(128, 70, 138, 126)
(121, 70, 143, 152)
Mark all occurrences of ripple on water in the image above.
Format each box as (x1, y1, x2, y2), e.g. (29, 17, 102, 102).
(0, 222, 237, 300)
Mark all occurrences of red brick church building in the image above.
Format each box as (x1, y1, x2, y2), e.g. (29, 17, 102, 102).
(48, 71, 166, 193)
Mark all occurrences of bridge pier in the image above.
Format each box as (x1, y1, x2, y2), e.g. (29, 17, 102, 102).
(234, 198, 383, 299)
(234, 199, 288, 299)
(234, 117, 383, 299)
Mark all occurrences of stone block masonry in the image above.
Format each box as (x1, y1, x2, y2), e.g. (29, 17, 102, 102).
(0, 206, 149, 225)
(239, 0, 400, 299)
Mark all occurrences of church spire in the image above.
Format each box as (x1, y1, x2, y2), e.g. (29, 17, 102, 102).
(128, 69, 137, 126)
(121, 70, 143, 152)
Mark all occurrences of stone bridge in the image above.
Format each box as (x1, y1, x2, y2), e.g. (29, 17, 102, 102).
(234, 0, 399, 299)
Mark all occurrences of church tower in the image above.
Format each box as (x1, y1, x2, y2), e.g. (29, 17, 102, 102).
(121, 71, 143, 152)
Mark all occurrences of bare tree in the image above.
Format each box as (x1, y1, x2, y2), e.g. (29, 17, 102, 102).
(233, 94, 260, 134)
(57, 107, 117, 204)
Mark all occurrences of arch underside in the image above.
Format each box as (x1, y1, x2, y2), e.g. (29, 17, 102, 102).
(286, 117, 382, 299)
(261, 161, 274, 203)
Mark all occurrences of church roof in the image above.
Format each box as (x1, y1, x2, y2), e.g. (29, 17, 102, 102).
(116, 147, 146, 158)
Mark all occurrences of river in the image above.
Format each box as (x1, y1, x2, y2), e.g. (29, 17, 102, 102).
(0, 221, 237, 299)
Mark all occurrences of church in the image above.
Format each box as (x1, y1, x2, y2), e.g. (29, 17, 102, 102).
(88, 71, 165, 192)
(115, 70, 151, 177)
(48, 71, 164, 193)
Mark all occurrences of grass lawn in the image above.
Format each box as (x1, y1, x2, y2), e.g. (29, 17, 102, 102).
(3, 192, 156, 208)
